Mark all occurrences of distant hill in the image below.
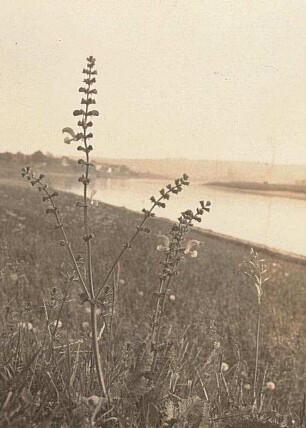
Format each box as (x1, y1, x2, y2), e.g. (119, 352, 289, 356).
(93, 157, 306, 185)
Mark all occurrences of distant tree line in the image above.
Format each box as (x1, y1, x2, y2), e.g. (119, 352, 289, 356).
(0, 151, 137, 178)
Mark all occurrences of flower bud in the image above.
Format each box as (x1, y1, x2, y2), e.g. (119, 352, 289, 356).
(73, 109, 86, 116)
(53, 224, 63, 229)
(83, 233, 94, 242)
(87, 110, 99, 116)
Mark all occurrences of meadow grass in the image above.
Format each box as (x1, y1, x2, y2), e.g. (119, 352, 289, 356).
(0, 56, 304, 427)
(0, 181, 304, 427)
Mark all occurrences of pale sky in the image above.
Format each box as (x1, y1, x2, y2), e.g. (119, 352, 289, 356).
(0, 0, 305, 164)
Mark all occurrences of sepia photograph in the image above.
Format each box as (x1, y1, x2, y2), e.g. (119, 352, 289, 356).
(0, 1, 305, 427)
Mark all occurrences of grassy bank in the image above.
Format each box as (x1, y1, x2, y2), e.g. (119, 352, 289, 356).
(0, 181, 305, 426)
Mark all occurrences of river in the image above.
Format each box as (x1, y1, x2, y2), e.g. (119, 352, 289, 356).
(52, 176, 306, 257)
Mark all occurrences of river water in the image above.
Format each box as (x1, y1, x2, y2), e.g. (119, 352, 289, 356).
(52, 176, 306, 257)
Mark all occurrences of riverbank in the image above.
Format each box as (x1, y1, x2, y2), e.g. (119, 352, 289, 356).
(0, 182, 304, 408)
(206, 181, 306, 200)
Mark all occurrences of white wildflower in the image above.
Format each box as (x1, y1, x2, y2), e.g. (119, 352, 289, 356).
(156, 234, 170, 252)
(90, 189, 98, 206)
(19, 322, 27, 329)
(83, 395, 107, 408)
(82, 321, 90, 331)
(183, 240, 204, 258)
(62, 127, 78, 144)
(221, 362, 229, 372)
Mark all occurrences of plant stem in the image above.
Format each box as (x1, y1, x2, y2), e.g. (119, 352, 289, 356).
(34, 177, 90, 300)
(80, 65, 107, 398)
(151, 276, 172, 371)
(91, 300, 107, 396)
(253, 300, 261, 410)
(151, 219, 190, 371)
(108, 264, 119, 366)
(49, 277, 73, 354)
(151, 278, 165, 346)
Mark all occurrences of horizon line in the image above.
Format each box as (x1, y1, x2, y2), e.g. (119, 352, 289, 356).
(2, 150, 306, 168)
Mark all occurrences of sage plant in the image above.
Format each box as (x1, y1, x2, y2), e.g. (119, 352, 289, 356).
(243, 248, 269, 412)
(21, 55, 107, 397)
(151, 201, 211, 371)
(21, 56, 192, 402)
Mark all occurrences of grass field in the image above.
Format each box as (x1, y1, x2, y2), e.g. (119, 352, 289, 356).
(0, 180, 305, 427)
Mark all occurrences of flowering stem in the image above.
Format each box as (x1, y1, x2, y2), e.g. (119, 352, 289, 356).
(95, 182, 186, 301)
(78, 58, 107, 399)
(243, 250, 267, 413)
(22, 172, 91, 300)
(151, 216, 193, 372)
